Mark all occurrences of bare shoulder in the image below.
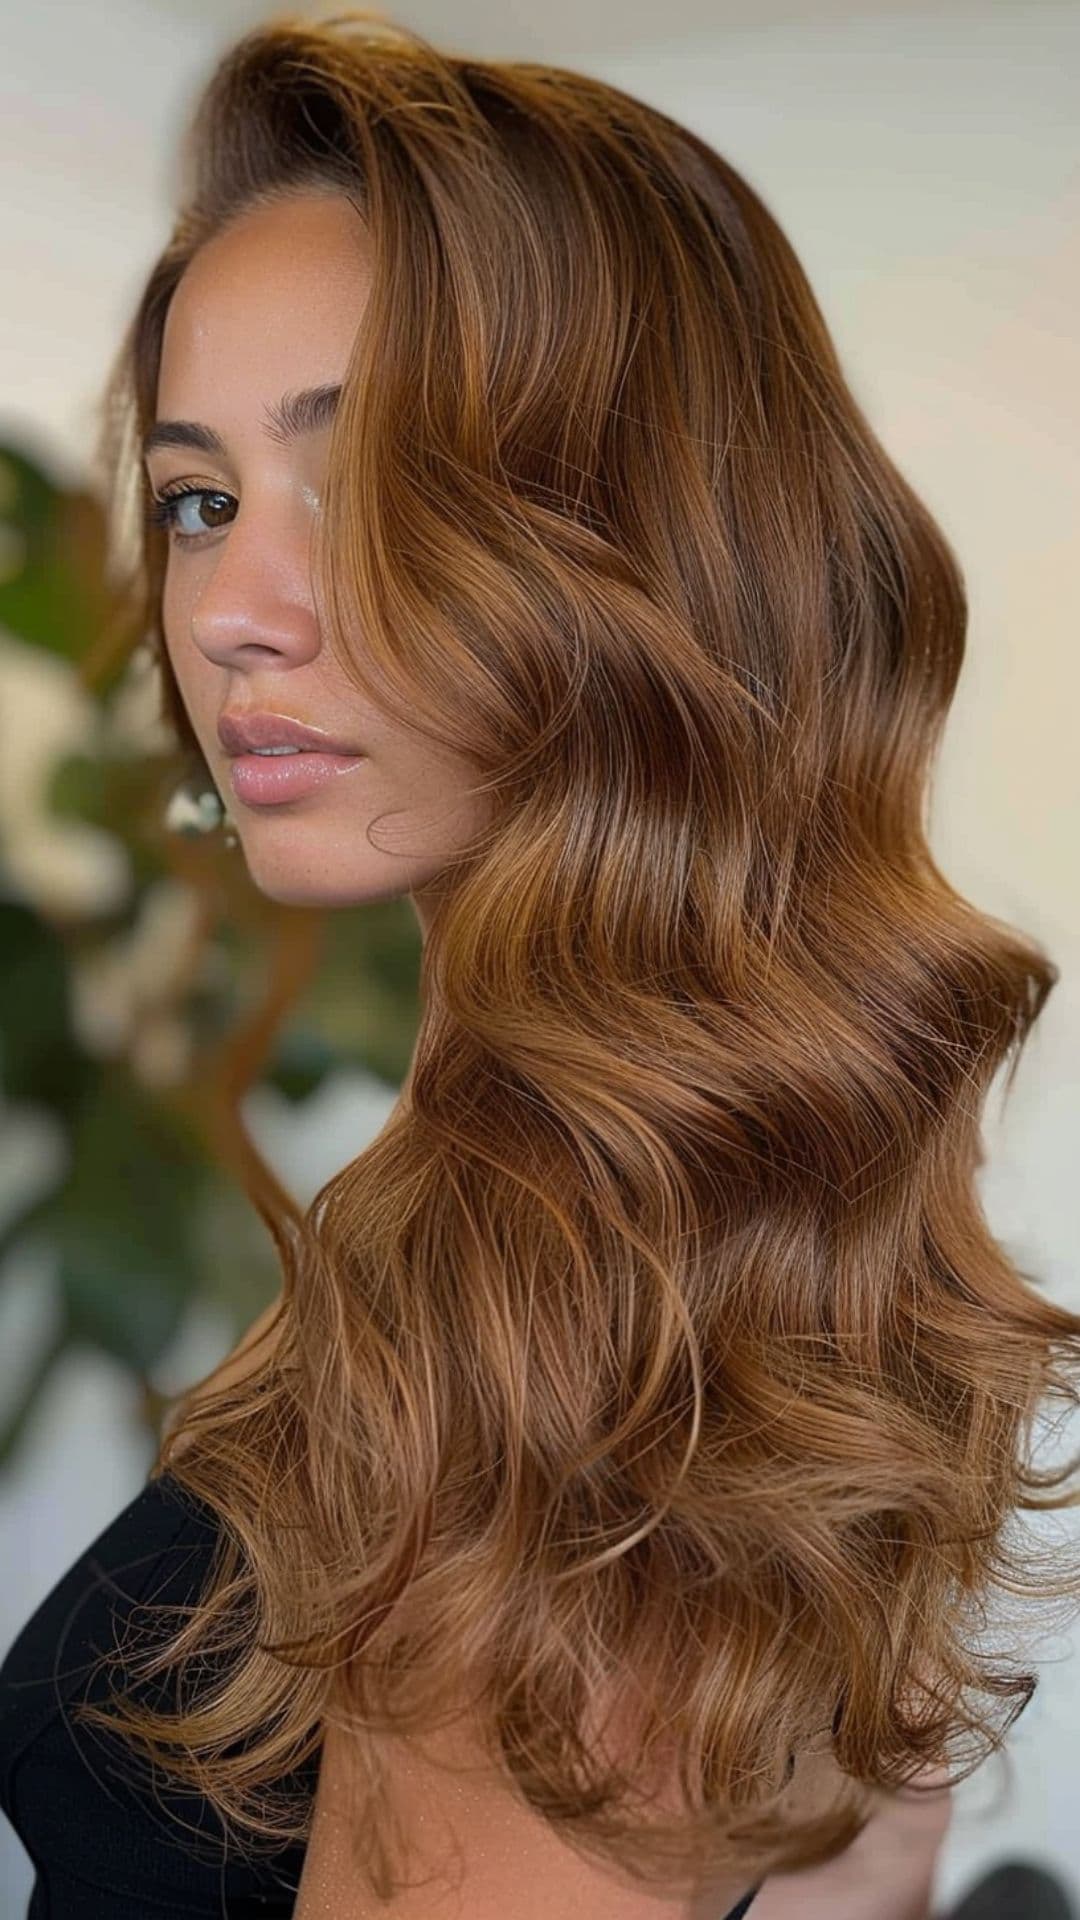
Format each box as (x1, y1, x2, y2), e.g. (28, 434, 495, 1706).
(751, 1749, 954, 1920)
(164, 1291, 285, 1460)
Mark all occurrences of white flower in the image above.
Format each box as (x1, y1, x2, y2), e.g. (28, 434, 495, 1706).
(130, 1013, 194, 1090)
(69, 876, 204, 1061)
(0, 629, 131, 918)
(163, 783, 223, 835)
(123, 877, 204, 999)
(106, 641, 176, 757)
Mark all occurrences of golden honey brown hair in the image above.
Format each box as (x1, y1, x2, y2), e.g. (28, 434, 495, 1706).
(75, 9, 1080, 1901)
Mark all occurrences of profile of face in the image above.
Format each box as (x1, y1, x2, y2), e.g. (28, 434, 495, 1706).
(147, 190, 488, 933)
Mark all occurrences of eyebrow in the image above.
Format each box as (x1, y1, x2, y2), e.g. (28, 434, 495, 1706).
(141, 381, 343, 460)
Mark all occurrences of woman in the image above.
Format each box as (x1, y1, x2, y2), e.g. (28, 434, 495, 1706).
(2, 11, 1078, 1918)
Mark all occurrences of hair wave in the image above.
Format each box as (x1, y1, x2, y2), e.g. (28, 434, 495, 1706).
(76, 8, 1080, 1902)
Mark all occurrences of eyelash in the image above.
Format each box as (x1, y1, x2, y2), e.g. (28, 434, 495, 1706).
(145, 484, 237, 545)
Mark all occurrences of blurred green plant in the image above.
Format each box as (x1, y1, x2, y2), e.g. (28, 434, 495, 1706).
(0, 435, 423, 1469)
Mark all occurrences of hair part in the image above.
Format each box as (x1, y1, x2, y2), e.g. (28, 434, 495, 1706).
(78, 6, 1080, 1902)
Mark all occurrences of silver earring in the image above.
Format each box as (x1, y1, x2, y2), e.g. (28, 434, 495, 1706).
(164, 776, 237, 847)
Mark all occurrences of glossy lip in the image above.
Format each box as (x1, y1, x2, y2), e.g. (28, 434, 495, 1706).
(218, 709, 366, 810)
(217, 709, 364, 756)
(227, 747, 365, 808)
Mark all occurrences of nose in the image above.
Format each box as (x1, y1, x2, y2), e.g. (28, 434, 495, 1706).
(187, 502, 322, 673)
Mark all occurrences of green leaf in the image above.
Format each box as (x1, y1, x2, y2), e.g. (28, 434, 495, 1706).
(0, 441, 115, 670)
(0, 1174, 66, 1278)
(190, 1176, 282, 1331)
(0, 898, 94, 1117)
(44, 750, 112, 822)
(0, 1317, 69, 1473)
(263, 1026, 340, 1103)
(44, 747, 175, 836)
(50, 1075, 209, 1371)
(300, 899, 421, 1084)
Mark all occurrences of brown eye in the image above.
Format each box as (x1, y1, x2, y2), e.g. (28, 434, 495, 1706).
(146, 487, 236, 543)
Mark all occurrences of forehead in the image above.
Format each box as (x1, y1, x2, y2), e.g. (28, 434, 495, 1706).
(157, 192, 371, 409)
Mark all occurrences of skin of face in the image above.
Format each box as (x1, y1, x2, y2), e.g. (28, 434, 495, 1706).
(148, 190, 489, 938)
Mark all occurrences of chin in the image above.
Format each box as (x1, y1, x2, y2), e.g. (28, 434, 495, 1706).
(251, 877, 333, 908)
(247, 872, 350, 908)
(242, 859, 407, 912)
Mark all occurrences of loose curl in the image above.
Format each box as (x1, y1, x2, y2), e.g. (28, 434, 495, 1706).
(76, 7, 1080, 1904)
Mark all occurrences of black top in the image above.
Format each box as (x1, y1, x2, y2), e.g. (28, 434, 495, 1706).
(0, 1471, 761, 1917)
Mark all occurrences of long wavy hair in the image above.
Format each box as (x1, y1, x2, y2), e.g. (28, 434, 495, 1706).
(75, 7, 1080, 1902)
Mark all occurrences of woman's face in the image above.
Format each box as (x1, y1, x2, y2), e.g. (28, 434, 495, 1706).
(147, 189, 487, 933)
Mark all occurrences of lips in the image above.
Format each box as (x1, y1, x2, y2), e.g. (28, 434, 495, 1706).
(217, 709, 364, 757)
(217, 709, 366, 808)
(227, 747, 366, 807)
